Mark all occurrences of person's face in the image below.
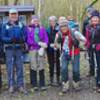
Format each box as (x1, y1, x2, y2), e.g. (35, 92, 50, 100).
(31, 19, 40, 26)
(9, 13, 18, 22)
(49, 20, 56, 27)
(60, 26, 68, 33)
(91, 16, 99, 25)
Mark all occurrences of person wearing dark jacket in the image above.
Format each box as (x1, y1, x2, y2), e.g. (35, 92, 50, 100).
(1, 8, 27, 93)
(82, 7, 95, 36)
(82, 7, 96, 77)
(86, 10, 100, 92)
(47, 16, 60, 86)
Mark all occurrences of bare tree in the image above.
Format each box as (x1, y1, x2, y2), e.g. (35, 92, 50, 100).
(38, 0, 45, 19)
(4, 0, 8, 5)
(14, 0, 19, 5)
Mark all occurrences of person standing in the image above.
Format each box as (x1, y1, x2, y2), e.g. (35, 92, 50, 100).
(27, 16, 48, 91)
(86, 10, 100, 92)
(82, 7, 96, 77)
(55, 18, 86, 93)
(47, 16, 60, 86)
(1, 8, 27, 93)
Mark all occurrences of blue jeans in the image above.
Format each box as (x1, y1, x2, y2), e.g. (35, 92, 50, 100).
(72, 54, 80, 82)
(61, 52, 80, 82)
(95, 51, 100, 87)
(5, 48, 24, 88)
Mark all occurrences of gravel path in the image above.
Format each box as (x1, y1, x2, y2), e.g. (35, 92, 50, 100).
(0, 53, 100, 100)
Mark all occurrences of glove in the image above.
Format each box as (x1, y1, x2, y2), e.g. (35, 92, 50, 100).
(50, 43, 55, 48)
(38, 47, 45, 56)
(38, 42, 47, 48)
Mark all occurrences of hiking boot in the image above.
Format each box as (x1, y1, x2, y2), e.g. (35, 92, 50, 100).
(9, 86, 14, 93)
(18, 87, 28, 94)
(49, 81, 54, 86)
(33, 87, 38, 91)
(49, 77, 54, 86)
(40, 86, 47, 91)
(73, 81, 80, 90)
(62, 81, 69, 93)
(96, 87, 100, 93)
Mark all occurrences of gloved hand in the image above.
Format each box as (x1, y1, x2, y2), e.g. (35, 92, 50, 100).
(38, 42, 47, 48)
(38, 47, 45, 56)
(92, 44, 96, 49)
(50, 43, 55, 48)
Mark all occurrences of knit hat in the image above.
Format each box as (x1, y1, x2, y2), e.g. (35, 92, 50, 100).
(59, 19, 68, 27)
(31, 15, 40, 25)
(90, 10, 100, 18)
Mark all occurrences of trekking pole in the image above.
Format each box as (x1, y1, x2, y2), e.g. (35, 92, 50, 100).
(93, 49, 97, 78)
(71, 46, 74, 84)
(54, 47, 57, 85)
(92, 48, 97, 91)
(85, 49, 91, 89)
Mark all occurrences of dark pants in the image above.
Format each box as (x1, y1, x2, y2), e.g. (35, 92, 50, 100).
(88, 49, 95, 76)
(95, 51, 100, 87)
(30, 69, 45, 87)
(47, 49, 60, 83)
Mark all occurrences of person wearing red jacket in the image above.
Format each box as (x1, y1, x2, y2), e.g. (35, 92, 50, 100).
(55, 18, 86, 93)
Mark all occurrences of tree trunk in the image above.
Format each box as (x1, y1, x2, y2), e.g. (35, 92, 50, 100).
(14, 0, 19, 5)
(4, 0, 8, 5)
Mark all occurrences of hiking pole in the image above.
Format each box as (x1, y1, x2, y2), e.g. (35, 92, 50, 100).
(70, 46, 74, 85)
(54, 47, 57, 85)
(93, 48, 97, 78)
(93, 47, 97, 91)
(85, 49, 91, 89)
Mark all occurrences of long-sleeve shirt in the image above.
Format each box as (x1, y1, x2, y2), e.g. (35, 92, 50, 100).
(27, 25, 48, 51)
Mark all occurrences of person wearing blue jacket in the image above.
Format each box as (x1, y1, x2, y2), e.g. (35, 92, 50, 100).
(1, 8, 27, 93)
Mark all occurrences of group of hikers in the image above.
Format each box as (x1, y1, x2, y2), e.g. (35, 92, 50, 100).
(0, 7, 100, 95)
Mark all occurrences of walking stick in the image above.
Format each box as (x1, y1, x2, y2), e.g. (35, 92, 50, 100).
(93, 48, 97, 78)
(54, 47, 57, 85)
